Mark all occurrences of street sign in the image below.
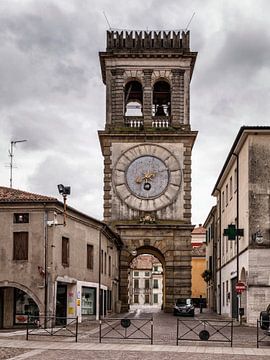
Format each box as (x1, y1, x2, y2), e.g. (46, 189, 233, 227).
(235, 282, 246, 293)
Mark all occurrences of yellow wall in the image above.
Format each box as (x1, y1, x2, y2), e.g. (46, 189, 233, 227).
(192, 257, 206, 298)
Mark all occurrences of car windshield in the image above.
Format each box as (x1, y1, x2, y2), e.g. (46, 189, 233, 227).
(176, 298, 192, 306)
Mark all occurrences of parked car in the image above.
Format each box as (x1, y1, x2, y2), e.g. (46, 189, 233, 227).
(173, 298, 195, 317)
(260, 304, 270, 334)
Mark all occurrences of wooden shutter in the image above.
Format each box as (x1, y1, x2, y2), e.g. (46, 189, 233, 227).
(13, 232, 28, 260)
(62, 237, 69, 266)
(87, 244, 93, 269)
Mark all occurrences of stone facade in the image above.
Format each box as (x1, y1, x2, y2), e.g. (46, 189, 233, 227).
(98, 30, 197, 312)
(210, 126, 270, 324)
(191, 225, 207, 301)
(129, 255, 163, 307)
(0, 187, 122, 328)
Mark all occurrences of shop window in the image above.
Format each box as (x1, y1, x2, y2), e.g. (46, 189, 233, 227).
(13, 232, 28, 260)
(14, 288, 39, 324)
(153, 279, 158, 289)
(124, 80, 143, 116)
(87, 244, 94, 270)
(153, 294, 158, 304)
(62, 237, 69, 267)
(153, 80, 171, 117)
(81, 287, 96, 315)
(13, 213, 29, 223)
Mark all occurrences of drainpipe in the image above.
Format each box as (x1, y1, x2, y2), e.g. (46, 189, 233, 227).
(216, 189, 222, 315)
(232, 152, 239, 321)
(43, 205, 48, 318)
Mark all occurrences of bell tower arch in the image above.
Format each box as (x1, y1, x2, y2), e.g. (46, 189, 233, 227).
(98, 30, 197, 312)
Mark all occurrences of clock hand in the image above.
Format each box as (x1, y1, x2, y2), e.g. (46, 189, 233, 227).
(135, 172, 155, 184)
(143, 172, 156, 181)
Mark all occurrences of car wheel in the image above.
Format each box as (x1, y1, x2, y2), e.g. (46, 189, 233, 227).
(260, 311, 270, 330)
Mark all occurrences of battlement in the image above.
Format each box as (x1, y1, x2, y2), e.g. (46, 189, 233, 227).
(106, 30, 190, 51)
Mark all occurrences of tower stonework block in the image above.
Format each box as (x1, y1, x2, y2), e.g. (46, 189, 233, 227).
(98, 30, 197, 312)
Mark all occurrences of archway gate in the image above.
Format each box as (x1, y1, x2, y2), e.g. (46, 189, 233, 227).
(117, 223, 193, 313)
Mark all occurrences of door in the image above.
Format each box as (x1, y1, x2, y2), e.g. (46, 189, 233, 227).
(231, 277, 238, 319)
(103, 290, 107, 316)
(56, 284, 67, 325)
(0, 288, 3, 328)
(99, 289, 103, 317)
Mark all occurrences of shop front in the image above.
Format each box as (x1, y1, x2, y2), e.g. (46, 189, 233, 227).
(0, 286, 40, 328)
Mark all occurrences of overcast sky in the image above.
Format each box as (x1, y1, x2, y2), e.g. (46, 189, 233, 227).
(1, 0, 270, 226)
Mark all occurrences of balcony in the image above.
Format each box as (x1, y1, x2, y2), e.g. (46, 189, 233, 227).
(124, 116, 170, 129)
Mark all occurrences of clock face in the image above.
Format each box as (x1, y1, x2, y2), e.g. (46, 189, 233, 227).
(126, 156, 169, 199)
(113, 144, 182, 211)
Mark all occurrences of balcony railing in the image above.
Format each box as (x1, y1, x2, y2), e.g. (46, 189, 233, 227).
(124, 116, 170, 128)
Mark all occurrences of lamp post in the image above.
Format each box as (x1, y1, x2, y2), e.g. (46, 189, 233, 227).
(57, 184, 71, 226)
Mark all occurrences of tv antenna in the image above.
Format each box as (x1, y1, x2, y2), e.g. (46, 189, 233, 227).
(9, 139, 27, 188)
(185, 12, 195, 31)
(103, 11, 112, 30)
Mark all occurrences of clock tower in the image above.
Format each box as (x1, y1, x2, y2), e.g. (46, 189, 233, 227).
(98, 30, 197, 312)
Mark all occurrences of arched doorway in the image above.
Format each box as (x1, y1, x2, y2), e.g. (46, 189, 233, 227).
(120, 245, 166, 313)
(0, 283, 41, 328)
(129, 253, 164, 311)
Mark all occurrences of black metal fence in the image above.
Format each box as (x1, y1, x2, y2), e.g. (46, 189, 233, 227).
(26, 316, 78, 342)
(99, 317, 153, 344)
(257, 319, 270, 348)
(176, 318, 233, 347)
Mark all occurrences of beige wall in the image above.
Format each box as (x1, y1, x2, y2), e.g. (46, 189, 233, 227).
(0, 202, 121, 327)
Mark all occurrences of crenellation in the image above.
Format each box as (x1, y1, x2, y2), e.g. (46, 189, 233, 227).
(107, 30, 190, 51)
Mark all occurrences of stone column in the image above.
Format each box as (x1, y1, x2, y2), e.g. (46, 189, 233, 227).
(120, 250, 130, 312)
(171, 69, 185, 127)
(143, 69, 153, 127)
(164, 230, 192, 312)
(111, 69, 125, 126)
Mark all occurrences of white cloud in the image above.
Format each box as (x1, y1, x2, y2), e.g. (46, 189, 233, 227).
(1, 0, 270, 226)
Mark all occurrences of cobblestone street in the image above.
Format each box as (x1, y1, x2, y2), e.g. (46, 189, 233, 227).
(0, 308, 269, 359)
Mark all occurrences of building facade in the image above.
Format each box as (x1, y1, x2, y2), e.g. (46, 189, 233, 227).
(191, 225, 206, 305)
(98, 30, 198, 312)
(129, 255, 163, 307)
(204, 206, 217, 311)
(0, 187, 122, 328)
(210, 126, 270, 324)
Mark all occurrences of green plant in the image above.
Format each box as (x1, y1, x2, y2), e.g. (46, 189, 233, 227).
(201, 269, 212, 282)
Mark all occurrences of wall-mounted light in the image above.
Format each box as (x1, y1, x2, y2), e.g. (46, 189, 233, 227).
(253, 230, 264, 244)
(57, 184, 71, 226)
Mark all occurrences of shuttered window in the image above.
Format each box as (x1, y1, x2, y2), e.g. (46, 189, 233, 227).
(62, 237, 69, 267)
(87, 244, 94, 269)
(13, 232, 28, 260)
